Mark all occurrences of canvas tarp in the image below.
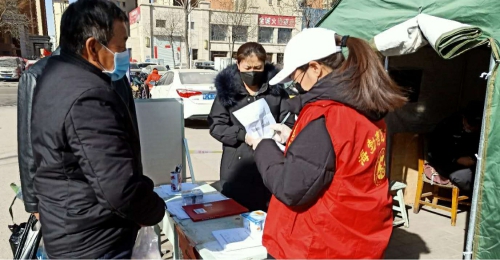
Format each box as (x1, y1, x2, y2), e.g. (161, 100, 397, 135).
(317, 0, 500, 258)
(373, 14, 488, 59)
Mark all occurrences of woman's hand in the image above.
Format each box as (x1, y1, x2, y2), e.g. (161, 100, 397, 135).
(245, 134, 263, 150)
(270, 124, 292, 144)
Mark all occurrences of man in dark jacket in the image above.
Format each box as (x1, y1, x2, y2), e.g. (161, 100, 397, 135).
(30, 0, 164, 258)
(18, 52, 139, 219)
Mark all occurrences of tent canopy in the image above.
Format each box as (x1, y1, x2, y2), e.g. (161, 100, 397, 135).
(318, 1, 500, 259)
(317, 0, 500, 45)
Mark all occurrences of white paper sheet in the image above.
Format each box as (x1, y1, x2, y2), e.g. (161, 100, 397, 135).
(199, 241, 267, 260)
(154, 183, 199, 199)
(233, 99, 277, 139)
(212, 228, 262, 251)
(166, 193, 229, 220)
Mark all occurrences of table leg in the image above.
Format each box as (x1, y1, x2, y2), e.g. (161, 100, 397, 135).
(173, 223, 180, 260)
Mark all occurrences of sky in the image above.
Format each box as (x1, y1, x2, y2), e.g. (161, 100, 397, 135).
(45, 0, 78, 36)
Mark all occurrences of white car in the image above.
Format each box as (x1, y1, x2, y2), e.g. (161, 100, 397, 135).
(0, 57, 23, 81)
(151, 69, 218, 119)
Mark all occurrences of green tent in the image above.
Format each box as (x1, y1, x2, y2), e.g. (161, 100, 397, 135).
(317, 1, 500, 259)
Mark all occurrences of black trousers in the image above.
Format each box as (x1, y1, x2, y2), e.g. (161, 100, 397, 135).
(267, 253, 275, 259)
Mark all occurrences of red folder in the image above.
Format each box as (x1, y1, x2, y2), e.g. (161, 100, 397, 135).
(182, 199, 249, 222)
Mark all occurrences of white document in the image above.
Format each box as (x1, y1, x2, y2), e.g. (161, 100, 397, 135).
(154, 183, 199, 199)
(233, 99, 277, 139)
(166, 193, 229, 220)
(200, 241, 267, 260)
(212, 228, 262, 251)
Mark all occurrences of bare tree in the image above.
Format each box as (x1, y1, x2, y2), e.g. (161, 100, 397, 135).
(0, 0, 30, 39)
(173, 0, 202, 68)
(211, 0, 257, 60)
(273, 0, 338, 29)
(155, 9, 184, 67)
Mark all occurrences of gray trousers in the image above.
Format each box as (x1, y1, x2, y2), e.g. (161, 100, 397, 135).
(449, 168, 474, 192)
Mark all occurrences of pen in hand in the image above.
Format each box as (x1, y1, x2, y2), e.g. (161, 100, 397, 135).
(274, 112, 291, 137)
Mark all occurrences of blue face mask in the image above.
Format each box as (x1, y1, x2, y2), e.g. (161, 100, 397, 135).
(99, 43, 130, 81)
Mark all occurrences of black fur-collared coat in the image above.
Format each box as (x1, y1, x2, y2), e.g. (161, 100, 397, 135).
(208, 64, 295, 211)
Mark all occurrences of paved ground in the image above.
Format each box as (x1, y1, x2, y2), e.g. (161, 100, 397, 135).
(0, 81, 468, 259)
(0, 80, 18, 107)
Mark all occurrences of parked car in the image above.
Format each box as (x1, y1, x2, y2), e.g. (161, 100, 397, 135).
(150, 69, 218, 119)
(144, 65, 169, 75)
(25, 60, 38, 70)
(129, 62, 141, 77)
(138, 62, 157, 73)
(0, 57, 23, 81)
(194, 60, 216, 70)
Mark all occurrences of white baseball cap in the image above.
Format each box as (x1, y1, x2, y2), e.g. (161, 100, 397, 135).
(269, 28, 342, 85)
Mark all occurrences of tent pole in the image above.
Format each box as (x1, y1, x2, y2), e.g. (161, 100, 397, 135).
(463, 55, 496, 260)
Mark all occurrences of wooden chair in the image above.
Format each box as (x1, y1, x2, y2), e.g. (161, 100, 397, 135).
(413, 136, 470, 226)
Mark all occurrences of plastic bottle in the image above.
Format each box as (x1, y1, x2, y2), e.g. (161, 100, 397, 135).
(36, 239, 48, 259)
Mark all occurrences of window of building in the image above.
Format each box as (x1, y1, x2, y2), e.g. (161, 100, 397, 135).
(277, 53, 284, 64)
(192, 49, 198, 60)
(156, 19, 166, 28)
(277, 0, 281, 6)
(173, 0, 199, 7)
(268, 0, 273, 5)
(258, 27, 274, 43)
(211, 51, 228, 61)
(232, 26, 248, 42)
(190, 22, 195, 30)
(278, 28, 292, 44)
(266, 53, 273, 63)
(211, 24, 228, 41)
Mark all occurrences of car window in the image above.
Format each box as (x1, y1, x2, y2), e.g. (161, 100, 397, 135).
(130, 63, 139, 69)
(164, 72, 174, 85)
(154, 66, 167, 71)
(179, 72, 217, 84)
(158, 73, 169, 85)
(0, 59, 18, 67)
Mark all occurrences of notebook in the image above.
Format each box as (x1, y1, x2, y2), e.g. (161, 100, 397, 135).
(182, 199, 249, 222)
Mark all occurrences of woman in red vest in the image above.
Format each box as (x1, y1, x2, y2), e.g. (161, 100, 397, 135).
(247, 28, 407, 259)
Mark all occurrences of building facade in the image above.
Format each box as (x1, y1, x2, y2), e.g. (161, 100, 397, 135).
(0, 0, 50, 57)
(128, 0, 329, 67)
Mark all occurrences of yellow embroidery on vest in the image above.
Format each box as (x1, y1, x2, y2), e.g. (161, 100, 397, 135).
(358, 150, 369, 166)
(374, 148, 387, 186)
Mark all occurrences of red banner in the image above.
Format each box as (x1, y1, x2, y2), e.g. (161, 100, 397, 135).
(129, 7, 141, 25)
(258, 15, 295, 28)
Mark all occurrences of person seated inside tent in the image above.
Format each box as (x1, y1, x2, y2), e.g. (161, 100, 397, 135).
(427, 101, 484, 192)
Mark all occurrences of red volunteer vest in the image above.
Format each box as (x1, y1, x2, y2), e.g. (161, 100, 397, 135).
(263, 100, 393, 259)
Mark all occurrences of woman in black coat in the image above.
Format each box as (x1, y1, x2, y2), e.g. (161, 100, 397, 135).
(208, 42, 294, 211)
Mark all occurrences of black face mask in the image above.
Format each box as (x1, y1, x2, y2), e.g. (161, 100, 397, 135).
(292, 70, 308, 94)
(293, 81, 307, 94)
(240, 71, 264, 87)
